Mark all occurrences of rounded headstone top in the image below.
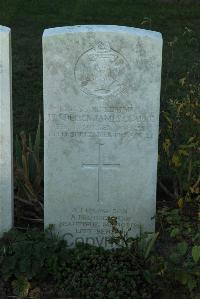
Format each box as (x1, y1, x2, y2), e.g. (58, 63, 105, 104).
(43, 25, 162, 40)
(0, 25, 11, 33)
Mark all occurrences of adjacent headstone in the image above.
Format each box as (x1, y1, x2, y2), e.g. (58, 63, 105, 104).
(43, 25, 162, 247)
(0, 26, 13, 236)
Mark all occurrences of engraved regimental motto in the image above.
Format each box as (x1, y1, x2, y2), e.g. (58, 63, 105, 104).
(75, 41, 130, 97)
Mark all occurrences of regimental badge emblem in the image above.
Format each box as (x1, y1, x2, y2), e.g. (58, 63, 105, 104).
(74, 41, 130, 97)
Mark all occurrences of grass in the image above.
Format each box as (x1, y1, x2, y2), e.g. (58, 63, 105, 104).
(0, 0, 200, 134)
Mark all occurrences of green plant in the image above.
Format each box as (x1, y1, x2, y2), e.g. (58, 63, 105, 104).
(159, 28, 200, 208)
(0, 227, 162, 299)
(158, 207, 200, 296)
(11, 276, 30, 298)
(107, 217, 164, 292)
(159, 76, 200, 207)
(107, 216, 159, 260)
(0, 220, 199, 298)
(0, 226, 68, 297)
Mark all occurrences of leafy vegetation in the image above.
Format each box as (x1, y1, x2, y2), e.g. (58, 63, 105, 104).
(159, 28, 200, 207)
(159, 77, 200, 206)
(0, 214, 199, 298)
(158, 207, 200, 296)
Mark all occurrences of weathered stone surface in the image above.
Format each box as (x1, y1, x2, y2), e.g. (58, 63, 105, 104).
(0, 26, 13, 235)
(43, 25, 162, 247)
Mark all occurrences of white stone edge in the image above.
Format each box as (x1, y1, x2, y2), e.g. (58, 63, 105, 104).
(43, 25, 162, 40)
(0, 25, 11, 33)
(0, 25, 13, 234)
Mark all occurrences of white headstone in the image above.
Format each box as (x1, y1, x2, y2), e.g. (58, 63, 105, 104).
(0, 26, 13, 236)
(43, 25, 162, 247)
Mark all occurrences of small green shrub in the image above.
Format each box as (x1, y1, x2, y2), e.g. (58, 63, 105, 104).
(159, 76, 200, 207)
(158, 207, 200, 296)
(0, 216, 199, 298)
(0, 226, 162, 299)
(108, 216, 159, 259)
(159, 28, 200, 208)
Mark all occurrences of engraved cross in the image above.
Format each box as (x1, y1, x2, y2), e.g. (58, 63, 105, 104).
(82, 143, 120, 202)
